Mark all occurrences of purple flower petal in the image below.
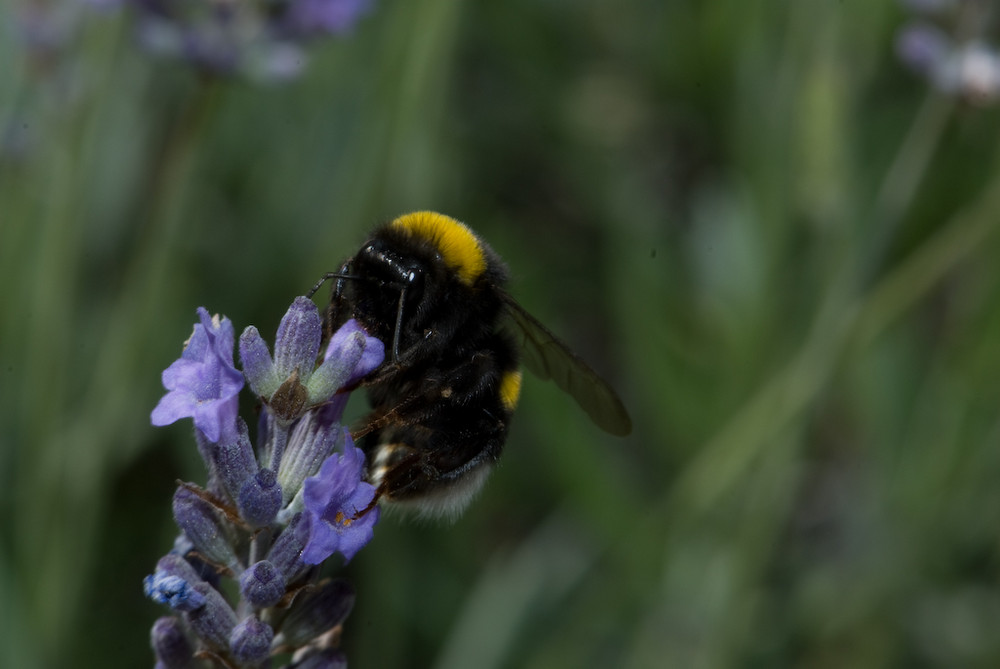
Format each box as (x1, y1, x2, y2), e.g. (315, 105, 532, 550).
(143, 572, 207, 612)
(307, 317, 385, 405)
(303, 440, 365, 507)
(896, 22, 950, 75)
(308, 331, 365, 404)
(151, 308, 244, 442)
(145, 554, 210, 612)
(301, 435, 379, 564)
(300, 515, 344, 566)
(327, 318, 385, 386)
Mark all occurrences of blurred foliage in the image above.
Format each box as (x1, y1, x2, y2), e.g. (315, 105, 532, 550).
(3, 0, 1000, 667)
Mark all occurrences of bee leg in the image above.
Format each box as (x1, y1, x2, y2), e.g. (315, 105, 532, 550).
(352, 482, 386, 519)
(359, 333, 438, 386)
(349, 396, 422, 440)
(349, 453, 441, 519)
(390, 286, 406, 363)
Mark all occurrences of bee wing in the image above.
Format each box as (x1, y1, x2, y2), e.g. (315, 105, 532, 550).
(498, 293, 632, 436)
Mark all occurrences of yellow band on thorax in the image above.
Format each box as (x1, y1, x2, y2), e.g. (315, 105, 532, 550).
(391, 212, 487, 286)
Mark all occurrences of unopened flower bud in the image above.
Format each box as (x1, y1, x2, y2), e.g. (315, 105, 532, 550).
(291, 649, 348, 669)
(239, 325, 278, 397)
(278, 578, 355, 648)
(240, 560, 286, 609)
(238, 468, 282, 527)
(172, 487, 238, 569)
(211, 418, 258, 504)
(151, 617, 197, 668)
(267, 512, 311, 585)
(185, 581, 238, 651)
(229, 615, 274, 664)
(274, 297, 323, 384)
(306, 330, 365, 403)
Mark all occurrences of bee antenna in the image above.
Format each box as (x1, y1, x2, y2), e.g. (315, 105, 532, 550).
(308, 265, 405, 363)
(306, 271, 358, 299)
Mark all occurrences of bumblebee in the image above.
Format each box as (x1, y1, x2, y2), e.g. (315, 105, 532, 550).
(311, 212, 631, 517)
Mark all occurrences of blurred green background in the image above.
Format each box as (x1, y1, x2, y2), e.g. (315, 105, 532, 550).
(4, 1, 1000, 667)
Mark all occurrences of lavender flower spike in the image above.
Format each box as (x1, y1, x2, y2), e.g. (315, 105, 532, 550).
(301, 433, 379, 564)
(151, 308, 243, 443)
(147, 296, 382, 666)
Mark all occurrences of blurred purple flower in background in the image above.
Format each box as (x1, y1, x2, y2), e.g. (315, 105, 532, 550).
(84, 0, 375, 80)
(896, 0, 1000, 105)
(285, 0, 374, 37)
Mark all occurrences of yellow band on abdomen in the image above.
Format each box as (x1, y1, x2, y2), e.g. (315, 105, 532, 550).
(499, 370, 523, 411)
